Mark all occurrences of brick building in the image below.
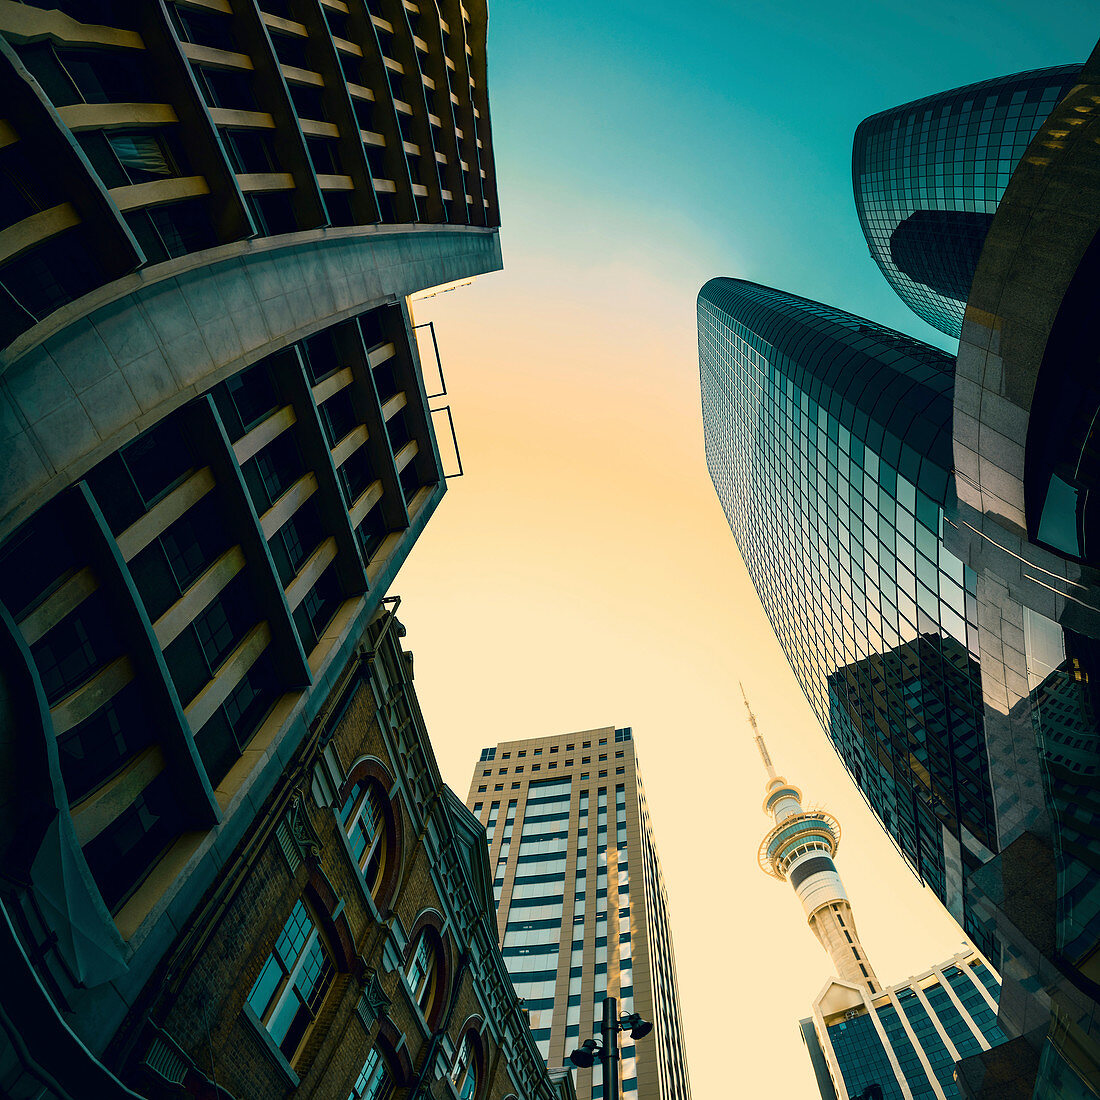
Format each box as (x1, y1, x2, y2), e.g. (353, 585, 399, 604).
(96, 603, 575, 1100)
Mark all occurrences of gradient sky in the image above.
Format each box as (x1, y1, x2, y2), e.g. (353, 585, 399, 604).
(394, 4, 1095, 1096)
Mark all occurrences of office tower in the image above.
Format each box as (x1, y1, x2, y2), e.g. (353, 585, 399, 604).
(804, 952, 1006, 1100)
(0, 0, 501, 1091)
(747, 689, 880, 993)
(853, 65, 1080, 338)
(946, 38, 1100, 1097)
(699, 277, 993, 944)
(466, 728, 692, 1100)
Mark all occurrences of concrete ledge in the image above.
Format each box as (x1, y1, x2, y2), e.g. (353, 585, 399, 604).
(0, 226, 501, 541)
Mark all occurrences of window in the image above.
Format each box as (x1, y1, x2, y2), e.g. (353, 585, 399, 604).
(450, 1032, 480, 1100)
(405, 930, 440, 1017)
(348, 1047, 394, 1100)
(478, 785, 486, 793)
(246, 899, 334, 1064)
(340, 780, 389, 898)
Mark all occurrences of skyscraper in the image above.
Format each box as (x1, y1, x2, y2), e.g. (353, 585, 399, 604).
(852, 65, 1080, 338)
(465, 728, 692, 1100)
(0, 0, 502, 1089)
(698, 277, 993, 943)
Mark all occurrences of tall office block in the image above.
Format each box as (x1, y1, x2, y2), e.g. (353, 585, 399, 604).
(853, 65, 1080, 338)
(805, 953, 1006, 1100)
(465, 728, 692, 1100)
(0, 0, 501, 1092)
(699, 277, 994, 943)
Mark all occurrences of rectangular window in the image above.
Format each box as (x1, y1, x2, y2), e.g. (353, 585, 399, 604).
(246, 899, 334, 1063)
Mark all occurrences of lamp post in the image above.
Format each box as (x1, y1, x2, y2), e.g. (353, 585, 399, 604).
(568, 995, 653, 1100)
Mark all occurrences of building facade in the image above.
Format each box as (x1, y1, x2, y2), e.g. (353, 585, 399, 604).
(67, 605, 573, 1100)
(0, 0, 504, 1093)
(698, 277, 994, 945)
(945, 38, 1100, 1098)
(465, 729, 692, 1100)
(806, 952, 1005, 1100)
(852, 65, 1080, 339)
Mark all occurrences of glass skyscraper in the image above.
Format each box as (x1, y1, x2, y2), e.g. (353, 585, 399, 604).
(698, 277, 994, 942)
(805, 952, 1005, 1100)
(853, 65, 1081, 338)
(465, 728, 691, 1100)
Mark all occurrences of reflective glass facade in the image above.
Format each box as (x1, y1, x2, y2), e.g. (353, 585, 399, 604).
(467, 729, 691, 1100)
(817, 956, 1004, 1100)
(698, 278, 995, 930)
(853, 65, 1081, 338)
(1018, 615, 1100, 971)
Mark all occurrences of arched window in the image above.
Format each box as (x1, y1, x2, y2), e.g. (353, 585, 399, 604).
(348, 1046, 394, 1100)
(405, 929, 438, 1014)
(339, 778, 389, 897)
(246, 898, 334, 1064)
(449, 1031, 482, 1100)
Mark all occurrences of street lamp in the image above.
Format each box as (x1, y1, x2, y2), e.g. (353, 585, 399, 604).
(568, 996, 653, 1099)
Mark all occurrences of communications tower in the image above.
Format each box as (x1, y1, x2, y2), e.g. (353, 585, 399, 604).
(745, 688, 880, 992)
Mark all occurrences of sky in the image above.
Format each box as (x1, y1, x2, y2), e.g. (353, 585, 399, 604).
(393, 4, 1095, 1096)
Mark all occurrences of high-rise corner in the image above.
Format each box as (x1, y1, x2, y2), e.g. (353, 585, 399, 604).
(852, 64, 1081, 339)
(698, 276, 993, 945)
(465, 727, 692, 1100)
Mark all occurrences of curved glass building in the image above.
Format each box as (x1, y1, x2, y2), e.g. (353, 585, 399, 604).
(853, 65, 1080, 338)
(698, 278, 994, 940)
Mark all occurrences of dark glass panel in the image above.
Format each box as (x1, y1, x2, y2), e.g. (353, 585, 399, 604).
(81, 772, 183, 912)
(58, 684, 154, 802)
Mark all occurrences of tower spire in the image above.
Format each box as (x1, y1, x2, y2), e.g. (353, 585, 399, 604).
(744, 683, 880, 993)
(741, 682, 775, 777)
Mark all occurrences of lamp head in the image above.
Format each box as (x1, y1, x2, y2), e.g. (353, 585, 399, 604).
(568, 1039, 602, 1069)
(620, 1012, 653, 1040)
